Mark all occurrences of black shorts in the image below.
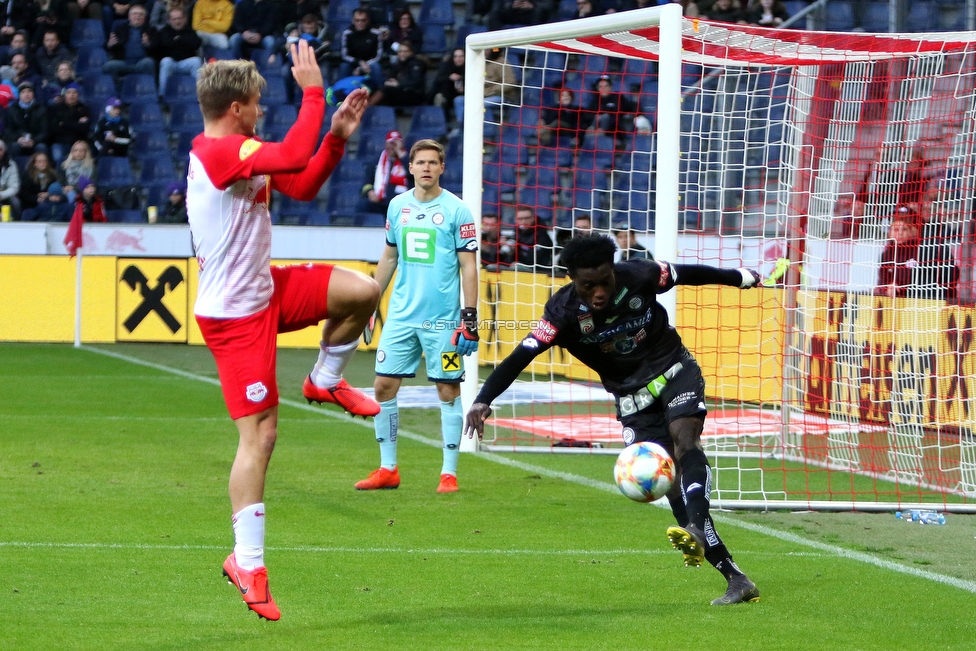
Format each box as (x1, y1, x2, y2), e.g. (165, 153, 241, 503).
(616, 357, 707, 448)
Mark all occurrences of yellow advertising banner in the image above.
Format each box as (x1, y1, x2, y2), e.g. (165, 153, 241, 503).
(116, 259, 189, 342)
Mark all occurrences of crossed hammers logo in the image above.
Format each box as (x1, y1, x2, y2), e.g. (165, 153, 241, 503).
(121, 265, 185, 334)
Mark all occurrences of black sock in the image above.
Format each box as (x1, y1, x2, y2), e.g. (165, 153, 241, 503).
(702, 518, 745, 581)
(679, 448, 711, 531)
(667, 492, 688, 527)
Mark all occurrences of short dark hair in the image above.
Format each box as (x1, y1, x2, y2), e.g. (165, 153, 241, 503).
(559, 234, 616, 275)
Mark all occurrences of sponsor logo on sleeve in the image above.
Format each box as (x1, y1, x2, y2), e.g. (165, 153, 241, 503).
(460, 223, 476, 240)
(522, 337, 539, 349)
(530, 319, 558, 344)
(239, 139, 262, 160)
(658, 261, 671, 287)
(464, 240, 478, 251)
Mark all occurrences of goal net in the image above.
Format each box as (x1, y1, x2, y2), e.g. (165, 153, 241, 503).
(461, 5, 976, 511)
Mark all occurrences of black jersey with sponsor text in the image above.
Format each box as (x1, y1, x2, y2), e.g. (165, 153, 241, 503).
(525, 259, 686, 396)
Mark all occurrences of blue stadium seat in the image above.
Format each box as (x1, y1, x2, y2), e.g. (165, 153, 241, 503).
(325, 0, 360, 23)
(862, 2, 891, 32)
(262, 76, 289, 106)
(139, 156, 178, 187)
(106, 209, 145, 223)
(537, 146, 574, 169)
(419, 0, 455, 26)
(325, 181, 363, 221)
(97, 156, 135, 186)
(409, 105, 447, 135)
(131, 131, 172, 159)
(825, 1, 855, 30)
(275, 196, 316, 224)
(421, 26, 448, 56)
(75, 46, 108, 75)
(263, 104, 298, 132)
(355, 212, 387, 227)
(120, 74, 157, 105)
(445, 133, 462, 160)
(556, 0, 577, 20)
(249, 49, 278, 75)
(355, 131, 387, 162)
(168, 101, 204, 135)
(81, 74, 116, 103)
(70, 19, 105, 49)
(453, 24, 487, 50)
(907, 3, 938, 31)
(173, 131, 196, 163)
(128, 101, 166, 130)
(332, 158, 365, 185)
(162, 75, 198, 105)
(360, 106, 397, 134)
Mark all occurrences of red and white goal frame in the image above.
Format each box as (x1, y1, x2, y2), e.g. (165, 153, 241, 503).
(460, 4, 976, 512)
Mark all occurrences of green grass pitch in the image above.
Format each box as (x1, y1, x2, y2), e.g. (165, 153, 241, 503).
(1, 343, 974, 651)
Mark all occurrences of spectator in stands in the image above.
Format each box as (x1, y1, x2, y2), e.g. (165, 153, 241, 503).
(359, 129, 410, 214)
(149, 0, 187, 31)
(3, 52, 42, 91)
(18, 150, 55, 218)
(371, 40, 426, 107)
(1, 30, 33, 68)
(278, 0, 325, 31)
(383, 9, 423, 66)
(555, 213, 593, 256)
(702, 0, 743, 22)
(46, 61, 76, 104)
(897, 148, 935, 218)
(489, 0, 553, 30)
(102, 0, 134, 42)
(0, 5, 31, 46)
(61, 140, 96, 202)
(48, 83, 91, 164)
(0, 139, 20, 218)
(29, 0, 71, 49)
(228, 0, 279, 61)
(743, 0, 788, 27)
(614, 228, 653, 260)
(339, 9, 384, 88)
(672, 0, 700, 17)
(275, 14, 329, 103)
(514, 205, 554, 270)
(93, 96, 131, 156)
(157, 181, 188, 223)
(362, 0, 409, 29)
(4, 81, 48, 156)
(28, 179, 71, 220)
(150, 7, 203, 97)
(742, 0, 790, 27)
(35, 29, 70, 84)
(431, 48, 464, 124)
(103, 4, 157, 86)
(67, 0, 102, 21)
(468, 0, 494, 25)
(0, 81, 16, 109)
(72, 176, 107, 222)
(876, 209, 921, 298)
(480, 212, 515, 268)
(193, 0, 235, 52)
(584, 75, 637, 143)
(574, 0, 603, 19)
(455, 47, 518, 131)
(539, 88, 584, 147)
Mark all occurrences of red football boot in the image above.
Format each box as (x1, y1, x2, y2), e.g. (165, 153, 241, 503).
(354, 466, 401, 490)
(222, 553, 281, 621)
(436, 474, 458, 493)
(303, 376, 381, 417)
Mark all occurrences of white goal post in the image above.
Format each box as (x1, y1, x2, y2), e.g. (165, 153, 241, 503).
(460, 7, 976, 513)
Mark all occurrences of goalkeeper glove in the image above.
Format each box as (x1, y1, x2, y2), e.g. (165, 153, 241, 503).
(738, 268, 762, 289)
(451, 307, 479, 356)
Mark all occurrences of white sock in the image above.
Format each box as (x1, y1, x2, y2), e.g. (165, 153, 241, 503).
(232, 503, 266, 570)
(311, 339, 359, 388)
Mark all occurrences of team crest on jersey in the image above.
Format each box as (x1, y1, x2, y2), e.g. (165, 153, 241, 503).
(239, 139, 262, 160)
(621, 427, 636, 445)
(432, 212, 444, 225)
(628, 296, 643, 310)
(245, 381, 268, 403)
(460, 223, 476, 239)
(577, 313, 594, 333)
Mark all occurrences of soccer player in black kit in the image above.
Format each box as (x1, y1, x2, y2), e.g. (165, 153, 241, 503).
(464, 234, 763, 605)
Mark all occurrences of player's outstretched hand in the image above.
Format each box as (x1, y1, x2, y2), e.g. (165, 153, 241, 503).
(738, 268, 761, 289)
(464, 402, 492, 440)
(330, 87, 369, 140)
(451, 307, 479, 356)
(289, 40, 323, 90)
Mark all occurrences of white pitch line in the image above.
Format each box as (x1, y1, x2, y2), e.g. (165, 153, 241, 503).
(77, 345, 976, 594)
(0, 541, 826, 558)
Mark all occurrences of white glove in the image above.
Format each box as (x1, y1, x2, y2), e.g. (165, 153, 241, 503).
(738, 268, 761, 289)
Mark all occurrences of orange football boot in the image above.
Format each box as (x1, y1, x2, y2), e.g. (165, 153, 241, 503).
(303, 376, 380, 417)
(354, 466, 400, 490)
(222, 553, 281, 621)
(436, 474, 458, 493)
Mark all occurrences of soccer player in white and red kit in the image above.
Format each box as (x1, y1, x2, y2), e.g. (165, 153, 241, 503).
(188, 41, 380, 621)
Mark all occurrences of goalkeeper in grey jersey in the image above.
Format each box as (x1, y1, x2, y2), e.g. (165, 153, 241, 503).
(465, 234, 762, 605)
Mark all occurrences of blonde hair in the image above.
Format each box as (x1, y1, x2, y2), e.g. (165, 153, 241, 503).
(62, 140, 94, 170)
(196, 59, 266, 123)
(409, 139, 445, 164)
